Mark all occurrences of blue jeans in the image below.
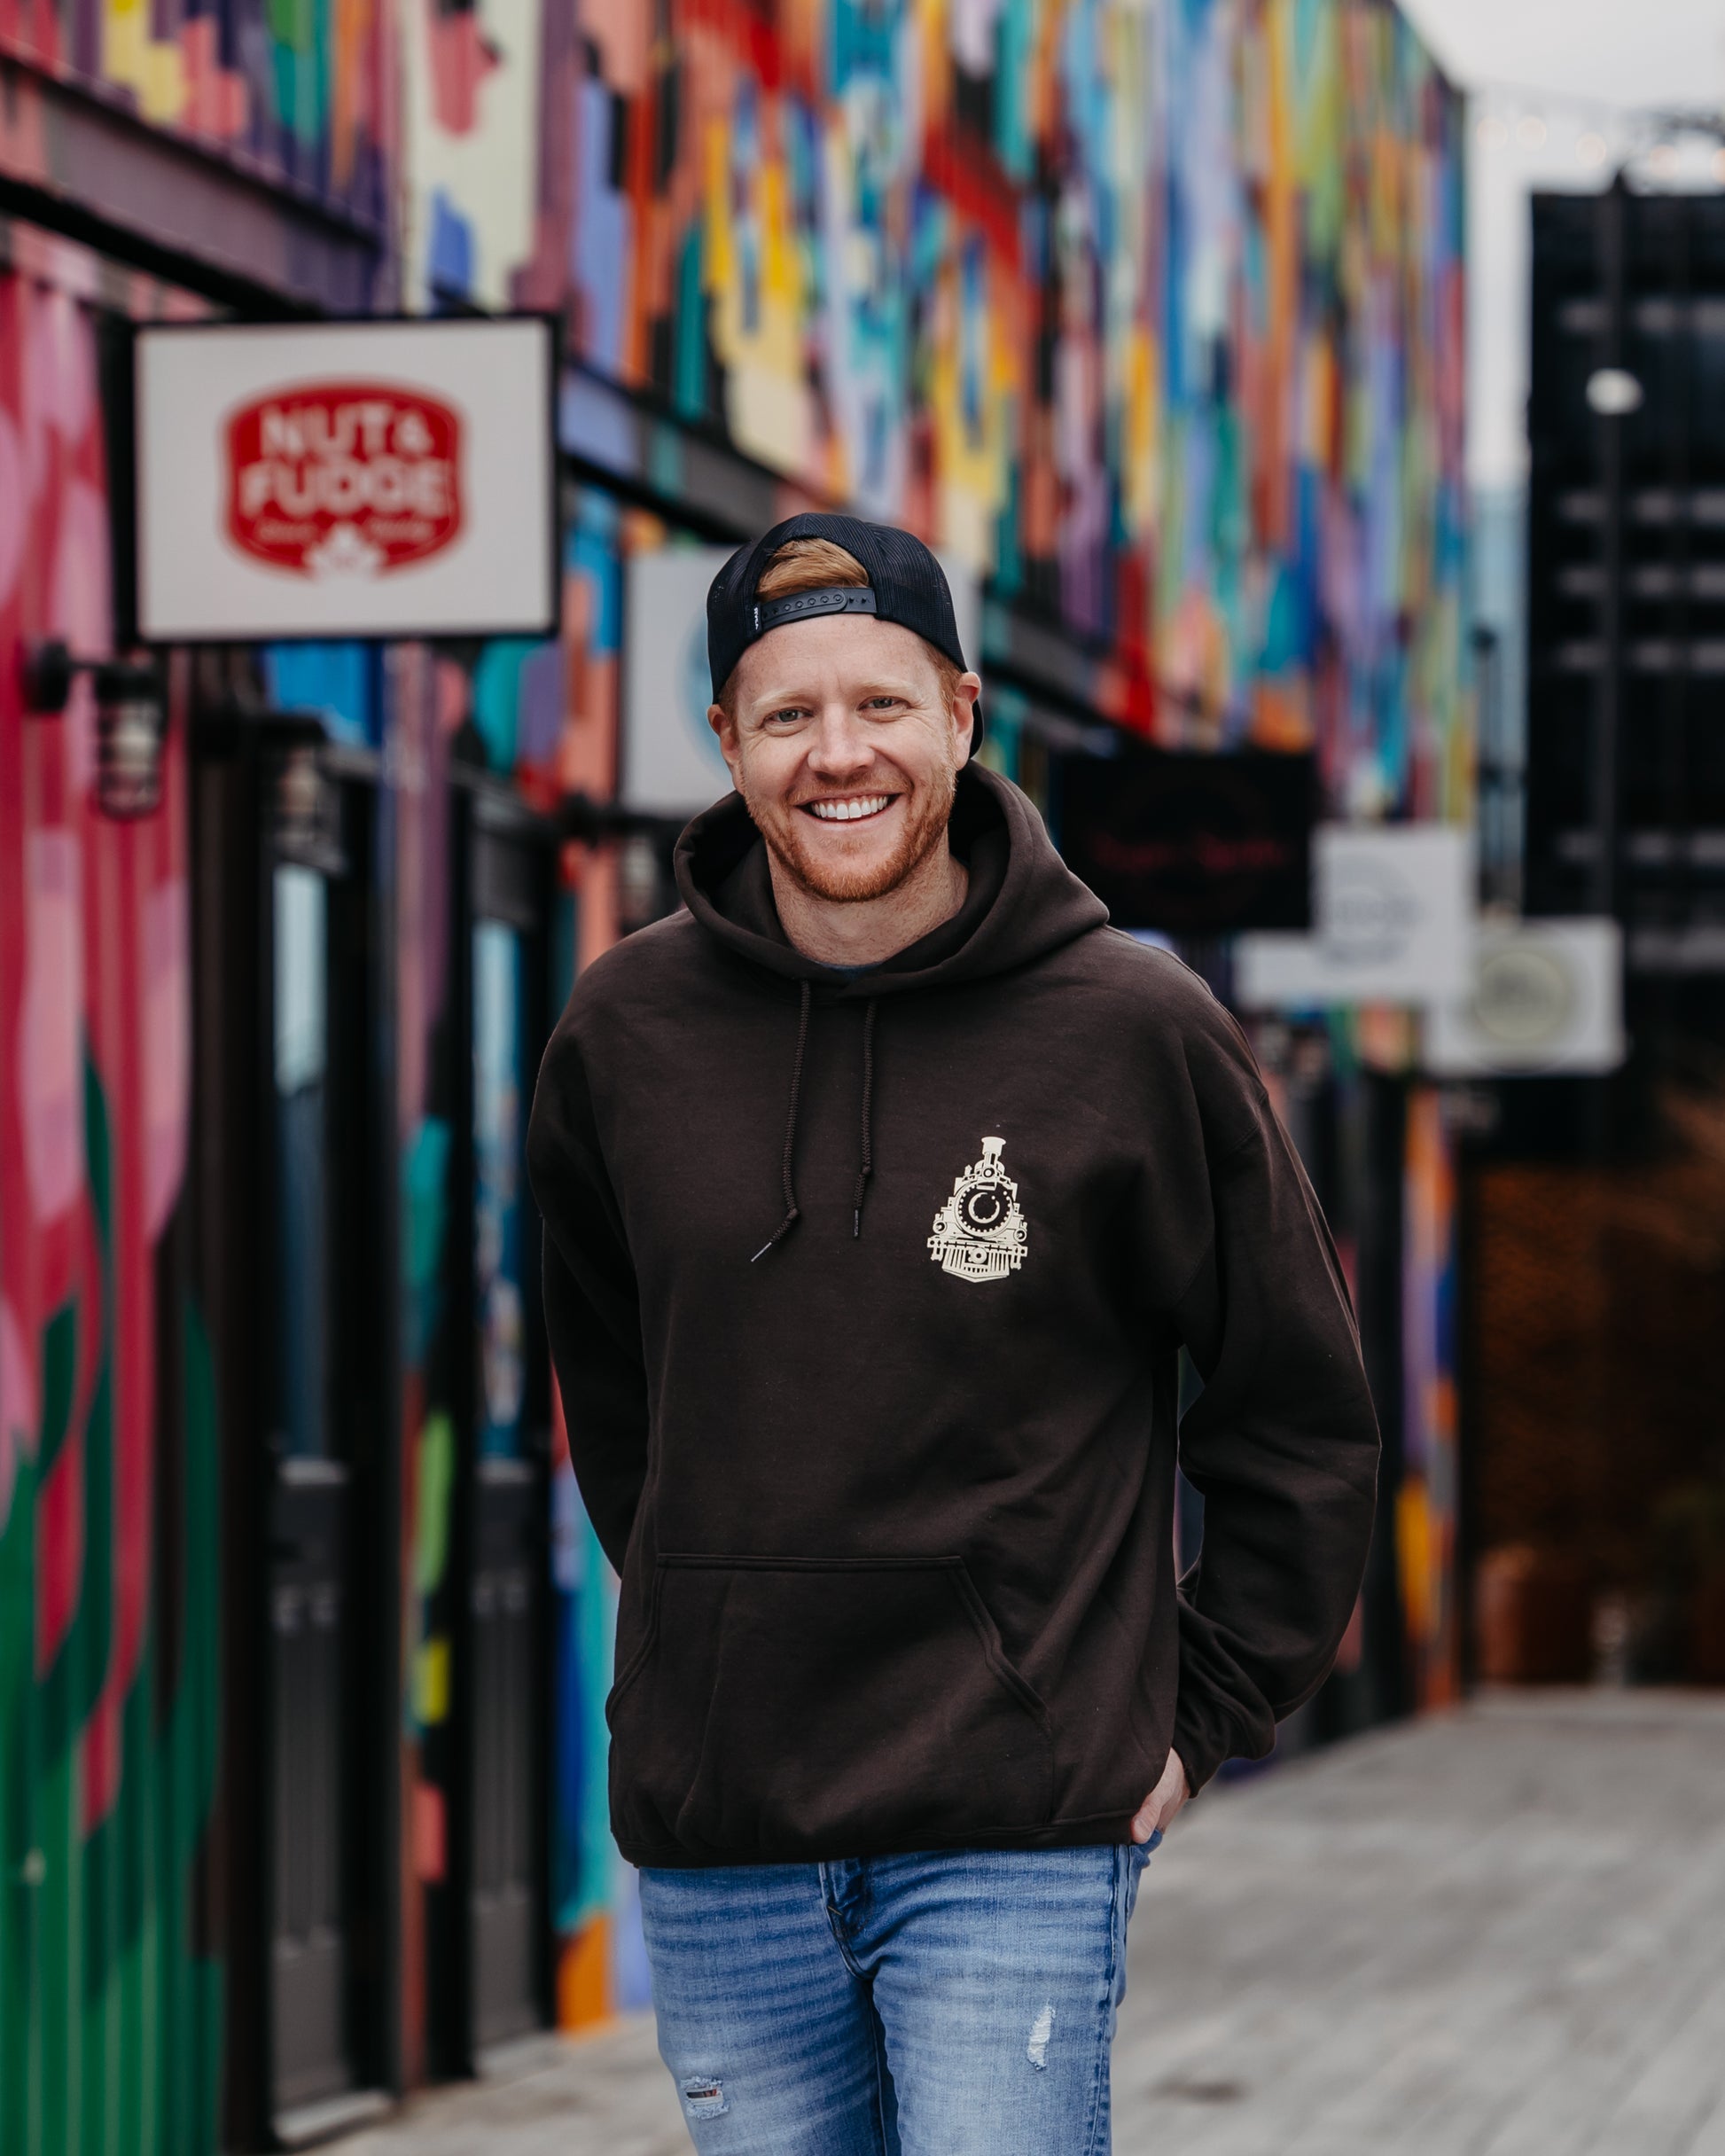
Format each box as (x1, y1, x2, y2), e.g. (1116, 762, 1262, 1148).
(638, 1839, 1158, 2154)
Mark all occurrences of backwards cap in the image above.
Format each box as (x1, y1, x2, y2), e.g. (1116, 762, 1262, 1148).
(706, 512, 981, 758)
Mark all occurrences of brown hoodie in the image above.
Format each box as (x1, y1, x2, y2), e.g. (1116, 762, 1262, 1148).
(527, 764, 1378, 1867)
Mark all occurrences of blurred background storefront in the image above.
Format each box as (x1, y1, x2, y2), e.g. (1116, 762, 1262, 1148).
(9, 0, 1721, 2151)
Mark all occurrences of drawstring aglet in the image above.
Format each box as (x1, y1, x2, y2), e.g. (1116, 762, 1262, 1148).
(852, 999, 878, 1242)
(753, 980, 811, 1265)
(752, 1204, 800, 1263)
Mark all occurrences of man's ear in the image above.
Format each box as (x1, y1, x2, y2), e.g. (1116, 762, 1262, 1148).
(708, 700, 738, 761)
(952, 672, 982, 761)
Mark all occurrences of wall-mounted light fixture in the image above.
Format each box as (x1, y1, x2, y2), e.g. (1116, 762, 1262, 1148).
(1586, 368, 1644, 419)
(274, 737, 347, 872)
(21, 638, 168, 819)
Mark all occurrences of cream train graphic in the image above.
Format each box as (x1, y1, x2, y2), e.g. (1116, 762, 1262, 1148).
(928, 1137, 1029, 1282)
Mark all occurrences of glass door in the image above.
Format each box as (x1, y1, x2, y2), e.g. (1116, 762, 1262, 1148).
(457, 794, 554, 2058)
(469, 913, 538, 2045)
(267, 856, 354, 2112)
(262, 746, 390, 2133)
(191, 715, 393, 2145)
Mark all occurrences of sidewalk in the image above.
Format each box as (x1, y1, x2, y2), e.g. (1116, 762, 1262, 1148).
(333, 1691, 1725, 2156)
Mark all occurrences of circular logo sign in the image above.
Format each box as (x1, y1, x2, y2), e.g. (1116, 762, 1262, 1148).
(1471, 946, 1576, 1048)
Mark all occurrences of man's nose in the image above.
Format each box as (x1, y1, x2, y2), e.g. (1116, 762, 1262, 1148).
(806, 706, 873, 778)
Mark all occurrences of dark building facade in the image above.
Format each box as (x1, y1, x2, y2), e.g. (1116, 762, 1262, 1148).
(1467, 183, 1725, 1690)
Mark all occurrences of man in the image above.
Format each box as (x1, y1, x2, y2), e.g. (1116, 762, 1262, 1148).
(527, 512, 1378, 2154)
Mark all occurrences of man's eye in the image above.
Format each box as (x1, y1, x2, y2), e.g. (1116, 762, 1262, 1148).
(765, 707, 808, 726)
(862, 697, 902, 712)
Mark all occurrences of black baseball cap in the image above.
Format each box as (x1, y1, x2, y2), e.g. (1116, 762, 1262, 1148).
(706, 512, 982, 759)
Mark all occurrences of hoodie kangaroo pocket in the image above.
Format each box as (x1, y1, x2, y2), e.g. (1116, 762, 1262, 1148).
(608, 1555, 1054, 1857)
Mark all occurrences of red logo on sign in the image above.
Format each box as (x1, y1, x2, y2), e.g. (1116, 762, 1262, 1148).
(224, 381, 464, 578)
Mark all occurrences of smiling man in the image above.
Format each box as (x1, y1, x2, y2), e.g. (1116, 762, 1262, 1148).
(527, 512, 1378, 2155)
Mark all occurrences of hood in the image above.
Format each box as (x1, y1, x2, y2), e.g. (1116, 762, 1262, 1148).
(673, 762, 1109, 996)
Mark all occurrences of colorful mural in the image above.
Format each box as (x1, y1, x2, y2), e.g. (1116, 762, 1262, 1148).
(0, 0, 393, 230)
(0, 258, 221, 2156)
(414, 0, 1466, 817)
(1401, 1083, 1460, 1710)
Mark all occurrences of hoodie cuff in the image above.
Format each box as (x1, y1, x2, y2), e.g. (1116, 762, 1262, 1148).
(1172, 1691, 1249, 1798)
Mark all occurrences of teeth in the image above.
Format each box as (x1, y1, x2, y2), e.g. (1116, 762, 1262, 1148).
(809, 795, 890, 822)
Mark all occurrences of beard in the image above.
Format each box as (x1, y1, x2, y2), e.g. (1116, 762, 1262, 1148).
(743, 763, 958, 904)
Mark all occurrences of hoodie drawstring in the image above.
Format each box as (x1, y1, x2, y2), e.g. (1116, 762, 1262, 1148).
(853, 999, 878, 1238)
(753, 979, 812, 1263)
(752, 984, 881, 1260)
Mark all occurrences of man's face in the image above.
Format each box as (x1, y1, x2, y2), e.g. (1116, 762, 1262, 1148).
(709, 614, 980, 905)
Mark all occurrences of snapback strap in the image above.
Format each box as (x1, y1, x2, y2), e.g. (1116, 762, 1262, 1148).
(752, 585, 878, 638)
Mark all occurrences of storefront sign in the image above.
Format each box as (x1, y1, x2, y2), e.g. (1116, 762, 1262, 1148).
(1236, 824, 1472, 1006)
(1060, 746, 1315, 933)
(134, 317, 558, 641)
(223, 382, 463, 576)
(1425, 918, 1625, 1074)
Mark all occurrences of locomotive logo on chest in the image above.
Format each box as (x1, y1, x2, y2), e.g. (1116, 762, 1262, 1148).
(928, 1137, 1028, 1283)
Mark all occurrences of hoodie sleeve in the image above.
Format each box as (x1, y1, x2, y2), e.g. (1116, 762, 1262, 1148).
(527, 1024, 648, 1577)
(1167, 1035, 1381, 1795)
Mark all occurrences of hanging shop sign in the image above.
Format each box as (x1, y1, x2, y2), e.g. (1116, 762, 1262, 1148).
(132, 316, 559, 642)
(1059, 746, 1315, 933)
(1236, 824, 1473, 1007)
(1425, 918, 1625, 1075)
(622, 543, 982, 818)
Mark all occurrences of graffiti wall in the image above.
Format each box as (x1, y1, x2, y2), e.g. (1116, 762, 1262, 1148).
(415, 0, 1466, 814)
(0, 0, 393, 232)
(0, 251, 221, 2156)
(1401, 1084, 1460, 1710)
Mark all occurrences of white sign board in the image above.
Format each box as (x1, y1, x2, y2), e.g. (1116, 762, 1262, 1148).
(621, 545, 981, 819)
(135, 316, 558, 642)
(622, 546, 737, 816)
(1425, 919, 1625, 1075)
(1236, 824, 1472, 1008)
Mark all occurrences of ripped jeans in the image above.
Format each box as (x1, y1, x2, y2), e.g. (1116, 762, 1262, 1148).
(638, 1839, 1157, 2156)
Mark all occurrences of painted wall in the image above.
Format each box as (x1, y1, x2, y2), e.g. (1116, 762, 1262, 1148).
(416, 0, 1467, 816)
(0, 0, 393, 231)
(1401, 1084, 1459, 1710)
(0, 248, 221, 2156)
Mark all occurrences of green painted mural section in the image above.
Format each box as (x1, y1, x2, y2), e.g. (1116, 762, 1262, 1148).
(0, 1066, 222, 2155)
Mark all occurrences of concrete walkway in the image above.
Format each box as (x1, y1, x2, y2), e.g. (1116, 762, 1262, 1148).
(332, 1691, 1725, 2156)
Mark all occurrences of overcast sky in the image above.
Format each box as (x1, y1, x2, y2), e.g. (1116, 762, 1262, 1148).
(1393, 0, 1725, 491)
(1398, 0, 1725, 113)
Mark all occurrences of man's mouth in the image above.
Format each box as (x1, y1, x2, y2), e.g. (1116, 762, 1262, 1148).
(801, 794, 895, 824)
